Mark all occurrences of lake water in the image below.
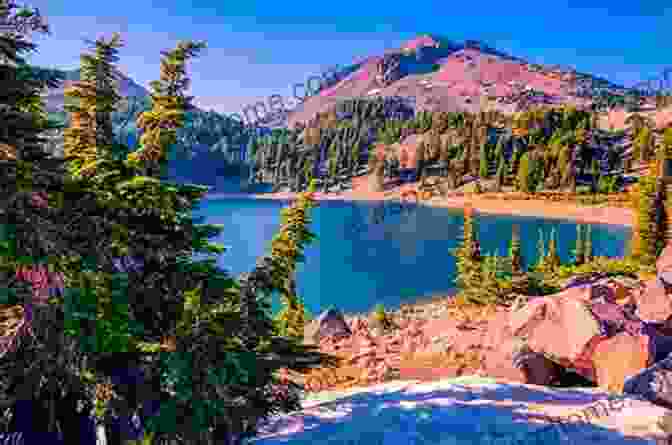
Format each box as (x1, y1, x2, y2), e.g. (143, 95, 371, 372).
(195, 197, 632, 317)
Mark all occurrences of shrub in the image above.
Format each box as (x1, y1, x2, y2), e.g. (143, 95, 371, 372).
(373, 303, 387, 323)
(598, 175, 619, 194)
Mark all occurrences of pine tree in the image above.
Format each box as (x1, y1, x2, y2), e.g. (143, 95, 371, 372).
(271, 183, 319, 341)
(655, 179, 668, 258)
(632, 176, 658, 264)
(494, 136, 504, 165)
(556, 145, 570, 187)
(566, 153, 577, 193)
(479, 142, 489, 178)
(633, 127, 654, 164)
(517, 151, 531, 192)
(494, 156, 506, 192)
(351, 140, 361, 172)
(63, 33, 123, 180)
(584, 225, 593, 263)
(590, 158, 600, 193)
(328, 140, 338, 180)
(546, 227, 561, 270)
(508, 147, 519, 182)
(452, 206, 484, 305)
(463, 141, 471, 176)
(534, 228, 547, 273)
(416, 140, 426, 181)
(479, 253, 506, 306)
(509, 224, 523, 274)
(0, 3, 80, 439)
(574, 224, 585, 265)
(127, 41, 207, 178)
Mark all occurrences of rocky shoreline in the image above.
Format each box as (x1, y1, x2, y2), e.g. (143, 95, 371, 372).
(294, 271, 668, 397)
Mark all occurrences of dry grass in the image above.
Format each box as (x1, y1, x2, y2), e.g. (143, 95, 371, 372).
(398, 346, 485, 377)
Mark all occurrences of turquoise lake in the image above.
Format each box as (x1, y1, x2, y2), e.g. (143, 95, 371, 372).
(195, 197, 631, 316)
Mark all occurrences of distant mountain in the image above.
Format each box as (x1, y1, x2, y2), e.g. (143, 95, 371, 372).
(42, 68, 150, 113)
(42, 68, 260, 192)
(287, 34, 631, 128)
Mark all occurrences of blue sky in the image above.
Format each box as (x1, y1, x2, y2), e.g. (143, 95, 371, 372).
(25, 0, 672, 115)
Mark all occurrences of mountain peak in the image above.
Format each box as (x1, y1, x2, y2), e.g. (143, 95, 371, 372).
(401, 34, 441, 52)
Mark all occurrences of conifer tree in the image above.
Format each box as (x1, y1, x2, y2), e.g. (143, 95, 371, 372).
(584, 225, 593, 263)
(517, 151, 531, 192)
(328, 140, 338, 180)
(509, 224, 523, 274)
(462, 141, 471, 176)
(546, 227, 561, 270)
(270, 183, 318, 341)
(127, 41, 207, 179)
(416, 140, 426, 181)
(556, 145, 570, 187)
(479, 142, 489, 178)
(452, 206, 484, 305)
(633, 127, 654, 164)
(6, 26, 336, 445)
(632, 176, 658, 263)
(508, 146, 519, 182)
(0, 2, 82, 440)
(494, 136, 504, 165)
(534, 228, 547, 273)
(479, 253, 507, 305)
(590, 158, 600, 193)
(63, 33, 123, 179)
(653, 178, 668, 258)
(494, 156, 506, 192)
(574, 224, 585, 265)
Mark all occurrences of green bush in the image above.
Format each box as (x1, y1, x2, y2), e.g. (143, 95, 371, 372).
(556, 256, 641, 279)
(373, 303, 387, 322)
(598, 175, 619, 194)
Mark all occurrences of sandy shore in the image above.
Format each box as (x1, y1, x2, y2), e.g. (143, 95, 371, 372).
(206, 188, 634, 228)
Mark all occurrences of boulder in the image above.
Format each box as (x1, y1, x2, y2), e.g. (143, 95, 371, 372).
(509, 288, 656, 392)
(304, 308, 352, 345)
(624, 353, 672, 408)
(635, 278, 672, 323)
(561, 272, 609, 290)
(592, 331, 651, 393)
(656, 241, 672, 276)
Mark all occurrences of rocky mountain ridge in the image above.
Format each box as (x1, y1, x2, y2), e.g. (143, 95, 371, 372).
(287, 34, 632, 128)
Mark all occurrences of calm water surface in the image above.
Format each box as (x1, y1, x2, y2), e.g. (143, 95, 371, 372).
(195, 197, 631, 316)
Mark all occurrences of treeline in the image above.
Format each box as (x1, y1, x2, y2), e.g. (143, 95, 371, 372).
(249, 96, 415, 192)
(254, 102, 643, 195)
(451, 198, 662, 308)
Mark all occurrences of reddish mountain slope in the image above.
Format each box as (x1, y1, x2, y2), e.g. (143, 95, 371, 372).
(288, 35, 611, 128)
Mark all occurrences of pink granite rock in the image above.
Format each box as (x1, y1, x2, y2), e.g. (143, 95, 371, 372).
(636, 279, 672, 323)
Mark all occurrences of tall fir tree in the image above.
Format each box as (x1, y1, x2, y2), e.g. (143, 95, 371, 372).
(590, 158, 600, 193)
(517, 151, 531, 192)
(509, 224, 523, 274)
(546, 227, 561, 270)
(127, 41, 207, 179)
(416, 140, 426, 181)
(494, 156, 506, 192)
(534, 228, 547, 273)
(451, 206, 485, 305)
(584, 224, 593, 263)
(574, 224, 585, 265)
(479, 142, 489, 178)
(632, 176, 658, 264)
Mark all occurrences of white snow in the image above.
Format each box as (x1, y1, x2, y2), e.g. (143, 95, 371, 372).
(251, 376, 670, 444)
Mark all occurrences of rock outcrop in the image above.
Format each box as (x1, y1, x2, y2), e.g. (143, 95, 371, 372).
(303, 308, 352, 345)
(374, 54, 403, 88)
